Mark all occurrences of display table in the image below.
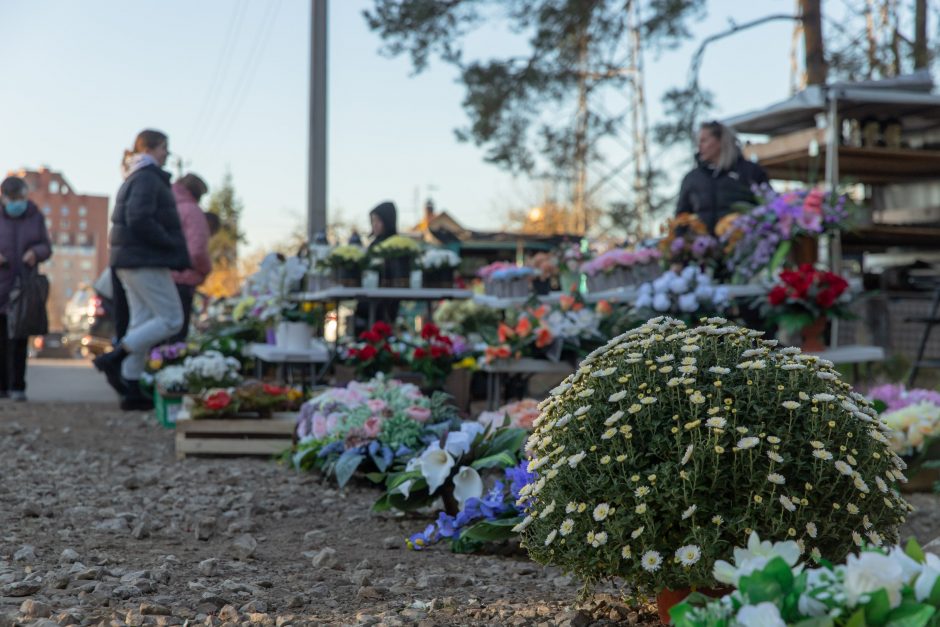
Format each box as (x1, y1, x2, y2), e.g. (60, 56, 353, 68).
(481, 358, 574, 410)
(293, 287, 473, 328)
(807, 344, 886, 382)
(246, 342, 330, 389)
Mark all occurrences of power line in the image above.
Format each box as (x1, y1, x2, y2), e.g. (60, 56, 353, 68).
(205, 0, 283, 150)
(187, 0, 249, 153)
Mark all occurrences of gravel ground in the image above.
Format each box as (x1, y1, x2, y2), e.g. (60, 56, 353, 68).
(0, 401, 938, 627)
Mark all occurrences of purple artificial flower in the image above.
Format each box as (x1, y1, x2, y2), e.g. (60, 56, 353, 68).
(435, 512, 459, 538)
(691, 235, 714, 257)
(406, 524, 437, 550)
(670, 237, 685, 253)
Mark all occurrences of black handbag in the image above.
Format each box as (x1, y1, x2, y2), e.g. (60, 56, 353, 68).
(7, 265, 49, 339)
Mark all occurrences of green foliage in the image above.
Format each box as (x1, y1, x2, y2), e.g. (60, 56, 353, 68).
(379, 414, 425, 451)
(520, 316, 910, 594)
(206, 170, 245, 269)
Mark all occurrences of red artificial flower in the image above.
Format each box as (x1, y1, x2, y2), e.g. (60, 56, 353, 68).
(768, 285, 789, 306)
(596, 300, 613, 316)
(530, 304, 549, 319)
(204, 390, 232, 411)
(515, 316, 532, 338)
(359, 330, 380, 343)
(359, 345, 378, 360)
(498, 322, 515, 343)
(559, 295, 575, 311)
(262, 383, 288, 396)
(535, 327, 554, 349)
(430, 345, 449, 359)
(413, 347, 427, 360)
(816, 287, 838, 309)
(372, 321, 393, 338)
(420, 323, 440, 340)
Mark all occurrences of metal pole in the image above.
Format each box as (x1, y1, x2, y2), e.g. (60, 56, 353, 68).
(825, 90, 843, 348)
(307, 0, 328, 241)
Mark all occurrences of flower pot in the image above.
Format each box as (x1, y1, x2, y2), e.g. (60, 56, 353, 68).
(380, 256, 413, 288)
(331, 266, 361, 288)
(283, 322, 313, 351)
(423, 267, 454, 289)
(275, 321, 290, 349)
(656, 587, 730, 624)
(800, 317, 828, 353)
(792, 235, 819, 267)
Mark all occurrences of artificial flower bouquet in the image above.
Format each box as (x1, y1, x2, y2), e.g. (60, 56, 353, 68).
(660, 214, 722, 270)
(318, 245, 366, 286)
(761, 264, 853, 334)
(634, 265, 730, 323)
(477, 399, 541, 431)
(420, 248, 461, 288)
(341, 321, 400, 379)
(373, 420, 526, 513)
(370, 234, 422, 260)
(432, 299, 502, 336)
(869, 384, 940, 487)
(482, 309, 556, 364)
(238, 254, 310, 322)
(672, 535, 940, 627)
(370, 235, 422, 287)
(719, 186, 852, 283)
(404, 460, 535, 553)
(407, 323, 456, 390)
(478, 262, 536, 298)
(147, 342, 189, 373)
(290, 375, 459, 487)
(281, 301, 322, 327)
(181, 350, 242, 393)
(518, 316, 909, 598)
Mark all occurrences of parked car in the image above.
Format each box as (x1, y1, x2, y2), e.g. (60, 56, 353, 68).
(62, 285, 114, 358)
(29, 333, 75, 359)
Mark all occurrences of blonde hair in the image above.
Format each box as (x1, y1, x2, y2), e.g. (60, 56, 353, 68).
(701, 121, 740, 171)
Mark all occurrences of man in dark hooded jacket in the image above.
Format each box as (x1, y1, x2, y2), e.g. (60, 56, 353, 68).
(354, 201, 399, 334)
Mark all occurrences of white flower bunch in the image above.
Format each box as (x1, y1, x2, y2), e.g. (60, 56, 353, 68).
(882, 401, 940, 456)
(420, 248, 461, 270)
(182, 350, 242, 392)
(542, 309, 602, 341)
(391, 422, 488, 505)
(154, 365, 187, 394)
(634, 266, 729, 314)
(242, 253, 310, 321)
(519, 316, 910, 594)
(677, 532, 940, 627)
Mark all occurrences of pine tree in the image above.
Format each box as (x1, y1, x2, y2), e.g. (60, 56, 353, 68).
(203, 171, 245, 298)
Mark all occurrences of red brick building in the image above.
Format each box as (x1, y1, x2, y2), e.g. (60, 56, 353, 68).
(9, 167, 109, 332)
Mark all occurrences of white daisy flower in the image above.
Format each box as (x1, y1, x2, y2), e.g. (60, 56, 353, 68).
(767, 473, 785, 485)
(641, 396, 657, 405)
(681, 504, 697, 520)
(634, 486, 650, 498)
(708, 366, 730, 375)
(590, 531, 608, 547)
(806, 522, 817, 538)
(512, 515, 533, 533)
(779, 495, 797, 512)
(812, 449, 833, 461)
(628, 403, 643, 414)
(635, 503, 648, 514)
(621, 546, 632, 559)
(608, 390, 627, 403)
(834, 460, 853, 476)
(676, 544, 702, 566)
(846, 503, 860, 515)
(853, 476, 870, 493)
(711, 515, 723, 525)
(781, 401, 801, 410)
(577, 388, 595, 398)
(544, 530, 557, 546)
(767, 451, 784, 463)
(813, 393, 835, 402)
(601, 428, 617, 440)
(681, 445, 694, 466)
(567, 452, 587, 468)
(574, 405, 591, 416)
(781, 363, 806, 371)
(604, 411, 624, 426)
(706, 416, 727, 429)
(867, 530, 883, 546)
(592, 503, 611, 522)
(737, 437, 760, 450)
(539, 501, 556, 518)
(641, 550, 663, 572)
(631, 526, 645, 539)
(817, 372, 837, 381)
(565, 502, 577, 514)
(852, 531, 863, 546)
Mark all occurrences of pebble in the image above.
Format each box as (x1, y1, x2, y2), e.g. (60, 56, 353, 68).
(231, 534, 258, 560)
(197, 558, 219, 577)
(311, 547, 338, 569)
(13, 544, 36, 562)
(19, 598, 52, 618)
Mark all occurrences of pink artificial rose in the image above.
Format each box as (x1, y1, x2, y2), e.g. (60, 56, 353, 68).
(367, 399, 388, 413)
(406, 406, 432, 423)
(363, 416, 382, 438)
(311, 413, 329, 439)
(325, 413, 340, 435)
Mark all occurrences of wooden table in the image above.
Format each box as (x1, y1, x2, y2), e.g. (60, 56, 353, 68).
(481, 358, 574, 409)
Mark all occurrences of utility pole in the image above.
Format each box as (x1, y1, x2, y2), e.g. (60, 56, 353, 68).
(800, 0, 827, 86)
(572, 26, 590, 236)
(628, 0, 650, 239)
(307, 0, 328, 242)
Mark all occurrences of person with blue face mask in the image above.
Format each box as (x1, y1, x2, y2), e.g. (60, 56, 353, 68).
(0, 176, 53, 401)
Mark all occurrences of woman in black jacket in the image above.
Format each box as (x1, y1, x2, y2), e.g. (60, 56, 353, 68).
(353, 201, 399, 334)
(676, 121, 769, 233)
(93, 130, 190, 410)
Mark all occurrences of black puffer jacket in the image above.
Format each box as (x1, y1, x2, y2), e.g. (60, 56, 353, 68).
(368, 201, 398, 247)
(676, 155, 769, 233)
(110, 165, 191, 270)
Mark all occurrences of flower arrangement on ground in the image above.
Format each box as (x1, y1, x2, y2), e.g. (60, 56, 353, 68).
(518, 316, 910, 596)
(761, 264, 853, 334)
(478, 399, 541, 430)
(181, 382, 298, 419)
(291, 376, 459, 487)
(719, 186, 851, 282)
(404, 460, 536, 553)
(660, 214, 722, 269)
(342, 321, 400, 379)
(182, 350, 242, 393)
(672, 534, 940, 627)
(374, 420, 526, 513)
(634, 266, 729, 322)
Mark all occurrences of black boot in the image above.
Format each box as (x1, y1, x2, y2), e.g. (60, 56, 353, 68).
(93, 346, 128, 396)
(120, 379, 154, 412)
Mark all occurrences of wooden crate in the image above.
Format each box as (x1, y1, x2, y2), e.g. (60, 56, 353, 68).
(175, 414, 297, 460)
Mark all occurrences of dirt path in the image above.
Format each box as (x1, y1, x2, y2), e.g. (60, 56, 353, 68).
(0, 401, 936, 626)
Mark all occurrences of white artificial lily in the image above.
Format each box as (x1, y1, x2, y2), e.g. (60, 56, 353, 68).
(419, 442, 455, 493)
(713, 532, 801, 585)
(843, 551, 904, 608)
(452, 466, 484, 507)
(444, 431, 472, 458)
(391, 457, 422, 499)
(914, 553, 940, 602)
(888, 546, 923, 582)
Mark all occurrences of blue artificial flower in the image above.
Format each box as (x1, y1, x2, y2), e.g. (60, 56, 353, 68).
(406, 524, 437, 551)
(505, 461, 537, 509)
(316, 441, 345, 458)
(435, 512, 458, 538)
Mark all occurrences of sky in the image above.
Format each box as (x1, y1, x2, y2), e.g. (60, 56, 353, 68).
(0, 0, 800, 253)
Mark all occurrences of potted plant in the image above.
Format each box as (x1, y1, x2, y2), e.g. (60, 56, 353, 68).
(760, 264, 853, 352)
(517, 316, 908, 621)
(152, 364, 187, 427)
(279, 301, 322, 351)
(319, 245, 366, 287)
(528, 252, 559, 295)
(370, 235, 421, 288)
(660, 214, 722, 272)
(341, 321, 399, 380)
(420, 248, 460, 289)
(408, 323, 456, 391)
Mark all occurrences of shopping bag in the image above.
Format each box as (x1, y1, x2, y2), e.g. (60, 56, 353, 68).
(7, 265, 49, 339)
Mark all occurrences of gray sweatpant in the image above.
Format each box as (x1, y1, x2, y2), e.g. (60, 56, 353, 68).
(116, 268, 183, 381)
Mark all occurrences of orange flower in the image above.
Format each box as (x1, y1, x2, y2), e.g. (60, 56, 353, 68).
(498, 322, 515, 343)
(559, 295, 575, 311)
(485, 345, 512, 363)
(531, 304, 549, 319)
(596, 300, 613, 316)
(535, 327, 554, 348)
(572, 301, 584, 312)
(516, 316, 532, 337)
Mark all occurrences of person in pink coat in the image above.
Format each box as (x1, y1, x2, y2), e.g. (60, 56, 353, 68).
(168, 173, 219, 342)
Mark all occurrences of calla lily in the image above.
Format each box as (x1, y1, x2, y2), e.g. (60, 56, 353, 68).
(391, 458, 422, 499)
(714, 532, 801, 585)
(419, 443, 455, 493)
(914, 553, 940, 602)
(444, 431, 472, 458)
(452, 466, 484, 507)
(844, 551, 904, 608)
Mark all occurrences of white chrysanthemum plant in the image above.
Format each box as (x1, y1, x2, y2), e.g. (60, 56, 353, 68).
(634, 266, 730, 318)
(517, 316, 912, 594)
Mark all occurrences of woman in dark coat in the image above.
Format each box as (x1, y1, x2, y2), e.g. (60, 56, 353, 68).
(676, 121, 769, 233)
(93, 129, 190, 411)
(353, 201, 399, 334)
(0, 176, 53, 401)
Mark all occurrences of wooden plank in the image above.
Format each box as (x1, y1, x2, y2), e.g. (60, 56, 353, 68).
(175, 417, 296, 435)
(176, 436, 293, 459)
